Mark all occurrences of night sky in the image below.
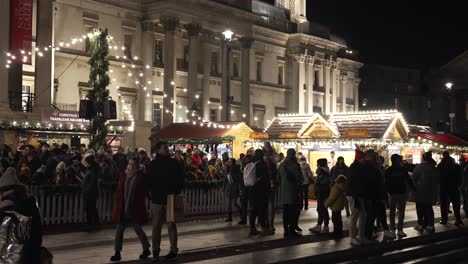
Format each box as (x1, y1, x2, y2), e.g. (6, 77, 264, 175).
(264, 0, 468, 69)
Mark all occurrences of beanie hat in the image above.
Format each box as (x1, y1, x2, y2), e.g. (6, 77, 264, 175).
(317, 158, 328, 168)
(354, 150, 365, 161)
(0, 167, 22, 191)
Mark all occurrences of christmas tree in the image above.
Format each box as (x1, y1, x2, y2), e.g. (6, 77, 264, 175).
(87, 29, 110, 149)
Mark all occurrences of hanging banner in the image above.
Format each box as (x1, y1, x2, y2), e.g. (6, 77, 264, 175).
(10, 0, 33, 65)
(42, 109, 90, 126)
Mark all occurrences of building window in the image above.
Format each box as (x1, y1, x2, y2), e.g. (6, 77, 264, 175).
(123, 34, 133, 58)
(253, 110, 265, 128)
(121, 98, 134, 121)
(84, 24, 95, 52)
(256, 61, 263, 82)
(211, 52, 218, 74)
(21, 84, 33, 112)
(314, 70, 320, 89)
(153, 102, 162, 128)
(154, 39, 163, 65)
(210, 108, 217, 122)
(233, 56, 239, 78)
(278, 65, 284, 85)
(183, 45, 189, 65)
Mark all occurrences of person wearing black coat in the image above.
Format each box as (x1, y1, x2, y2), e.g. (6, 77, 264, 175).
(146, 142, 184, 261)
(438, 151, 463, 226)
(81, 153, 101, 227)
(0, 167, 43, 264)
(385, 154, 415, 238)
(248, 149, 271, 236)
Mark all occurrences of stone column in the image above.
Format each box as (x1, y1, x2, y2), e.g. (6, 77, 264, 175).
(297, 55, 306, 114)
(220, 38, 230, 121)
(306, 56, 314, 113)
(201, 34, 212, 121)
(331, 67, 338, 113)
(354, 78, 360, 111)
(34, 0, 54, 110)
(340, 74, 348, 112)
(0, 0, 10, 110)
(186, 23, 201, 113)
(161, 16, 178, 126)
(240, 37, 254, 124)
(324, 60, 331, 113)
(141, 21, 155, 122)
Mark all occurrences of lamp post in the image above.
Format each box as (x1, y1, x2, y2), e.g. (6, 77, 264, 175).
(445, 82, 454, 133)
(222, 29, 234, 122)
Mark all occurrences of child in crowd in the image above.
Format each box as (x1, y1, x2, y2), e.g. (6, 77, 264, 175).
(325, 175, 347, 239)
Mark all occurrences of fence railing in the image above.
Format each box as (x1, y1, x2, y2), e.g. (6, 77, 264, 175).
(31, 183, 282, 226)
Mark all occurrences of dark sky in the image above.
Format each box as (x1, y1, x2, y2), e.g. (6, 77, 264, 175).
(264, 0, 468, 69)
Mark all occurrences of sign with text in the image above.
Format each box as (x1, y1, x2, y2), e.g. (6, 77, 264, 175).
(10, 0, 33, 64)
(343, 129, 369, 138)
(42, 109, 90, 126)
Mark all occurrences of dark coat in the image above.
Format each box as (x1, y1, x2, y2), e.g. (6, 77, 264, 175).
(413, 162, 439, 204)
(112, 171, 148, 225)
(146, 155, 184, 205)
(345, 160, 363, 196)
(223, 168, 242, 199)
(315, 167, 331, 198)
(330, 164, 348, 185)
(278, 157, 303, 205)
(112, 153, 128, 174)
(438, 157, 462, 191)
(253, 159, 270, 194)
(361, 161, 385, 200)
(0, 194, 42, 264)
(81, 163, 100, 199)
(385, 165, 415, 194)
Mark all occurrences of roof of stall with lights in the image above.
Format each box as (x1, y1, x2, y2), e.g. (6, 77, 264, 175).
(264, 110, 410, 139)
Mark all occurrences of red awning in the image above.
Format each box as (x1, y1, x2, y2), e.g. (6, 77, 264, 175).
(418, 133, 468, 146)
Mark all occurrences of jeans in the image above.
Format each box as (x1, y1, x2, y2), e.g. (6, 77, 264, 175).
(316, 196, 329, 226)
(303, 184, 310, 209)
(440, 188, 462, 223)
(375, 200, 388, 230)
(239, 187, 249, 222)
(357, 198, 367, 241)
(347, 196, 359, 238)
(364, 200, 377, 240)
(389, 193, 407, 231)
(283, 204, 300, 232)
(267, 190, 276, 229)
(151, 204, 178, 256)
(416, 203, 435, 227)
(249, 191, 268, 229)
(332, 211, 343, 236)
(85, 196, 99, 226)
(114, 224, 150, 251)
(226, 196, 241, 219)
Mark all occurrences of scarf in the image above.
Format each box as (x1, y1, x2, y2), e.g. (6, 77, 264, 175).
(124, 168, 139, 218)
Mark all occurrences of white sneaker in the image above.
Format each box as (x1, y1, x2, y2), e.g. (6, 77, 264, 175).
(350, 237, 361, 246)
(309, 225, 321, 233)
(397, 230, 407, 238)
(320, 226, 329, 234)
(383, 230, 396, 240)
(414, 225, 424, 231)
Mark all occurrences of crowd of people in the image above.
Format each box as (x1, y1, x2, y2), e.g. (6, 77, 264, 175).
(1, 139, 468, 262)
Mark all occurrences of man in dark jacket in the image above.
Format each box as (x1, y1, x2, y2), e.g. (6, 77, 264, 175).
(438, 151, 463, 226)
(147, 141, 184, 261)
(385, 154, 415, 238)
(346, 150, 365, 246)
(82, 153, 101, 227)
(248, 149, 271, 235)
(310, 158, 331, 234)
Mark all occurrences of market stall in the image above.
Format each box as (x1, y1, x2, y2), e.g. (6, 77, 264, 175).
(151, 122, 254, 158)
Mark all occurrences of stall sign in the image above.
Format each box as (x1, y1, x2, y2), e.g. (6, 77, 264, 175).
(308, 130, 332, 138)
(278, 132, 298, 139)
(250, 132, 269, 139)
(42, 109, 90, 126)
(343, 129, 369, 138)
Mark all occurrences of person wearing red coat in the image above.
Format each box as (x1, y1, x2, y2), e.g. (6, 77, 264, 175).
(110, 158, 151, 262)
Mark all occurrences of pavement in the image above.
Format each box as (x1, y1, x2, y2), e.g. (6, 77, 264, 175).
(44, 203, 466, 264)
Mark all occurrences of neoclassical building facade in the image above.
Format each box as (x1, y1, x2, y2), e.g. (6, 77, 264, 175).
(0, 0, 363, 149)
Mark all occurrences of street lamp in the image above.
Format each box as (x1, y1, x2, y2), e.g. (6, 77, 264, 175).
(445, 81, 454, 133)
(445, 82, 453, 91)
(222, 29, 234, 121)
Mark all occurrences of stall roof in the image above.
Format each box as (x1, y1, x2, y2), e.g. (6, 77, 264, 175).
(263, 114, 313, 138)
(418, 133, 468, 146)
(328, 110, 410, 139)
(150, 122, 251, 143)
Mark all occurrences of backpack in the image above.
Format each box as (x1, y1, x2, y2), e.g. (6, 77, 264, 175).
(243, 161, 259, 187)
(0, 211, 32, 264)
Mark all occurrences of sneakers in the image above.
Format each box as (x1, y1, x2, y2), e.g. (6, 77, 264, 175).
(294, 226, 303, 232)
(383, 230, 396, 240)
(309, 225, 321, 233)
(152, 252, 159, 261)
(110, 251, 121, 262)
(261, 227, 275, 236)
(350, 237, 361, 246)
(165, 251, 177, 261)
(320, 226, 329, 234)
(139, 249, 151, 260)
(397, 230, 407, 238)
(249, 228, 260, 235)
(414, 225, 424, 232)
(455, 221, 464, 227)
(439, 221, 448, 225)
(288, 230, 303, 238)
